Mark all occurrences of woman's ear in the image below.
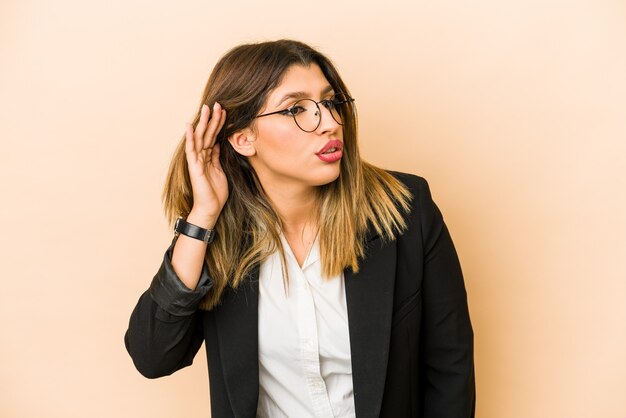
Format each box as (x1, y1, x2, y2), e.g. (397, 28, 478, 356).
(227, 128, 257, 157)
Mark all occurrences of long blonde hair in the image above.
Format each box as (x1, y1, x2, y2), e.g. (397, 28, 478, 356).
(162, 40, 412, 310)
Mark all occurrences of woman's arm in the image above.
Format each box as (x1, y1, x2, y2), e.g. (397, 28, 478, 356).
(124, 235, 213, 378)
(124, 102, 228, 378)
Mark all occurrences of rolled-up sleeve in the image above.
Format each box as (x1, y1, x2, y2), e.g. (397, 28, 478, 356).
(149, 235, 213, 316)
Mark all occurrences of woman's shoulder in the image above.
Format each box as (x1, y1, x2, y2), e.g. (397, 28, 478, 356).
(384, 170, 441, 229)
(385, 170, 430, 197)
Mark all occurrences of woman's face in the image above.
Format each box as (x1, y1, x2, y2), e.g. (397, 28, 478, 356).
(247, 63, 344, 192)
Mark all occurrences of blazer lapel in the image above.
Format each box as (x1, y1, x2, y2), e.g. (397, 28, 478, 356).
(345, 232, 397, 418)
(214, 265, 260, 418)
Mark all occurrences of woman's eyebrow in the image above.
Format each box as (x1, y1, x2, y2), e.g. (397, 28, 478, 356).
(275, 85, 335, 108)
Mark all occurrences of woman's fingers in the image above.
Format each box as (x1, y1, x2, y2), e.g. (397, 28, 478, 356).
(202, 103, 224, 150)
(218, 109, 227, 134)
(210, 142, 222, 171)
(186, 103, 226, 173)
(194, 104, 211, 150)
(204, 109, 227, 150)
(185, 122, 196, 164)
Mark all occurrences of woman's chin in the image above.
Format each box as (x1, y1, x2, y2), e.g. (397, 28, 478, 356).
(310, 168, 341, 187)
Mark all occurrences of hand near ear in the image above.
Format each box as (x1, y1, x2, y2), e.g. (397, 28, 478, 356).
(184, 102, 228, 226)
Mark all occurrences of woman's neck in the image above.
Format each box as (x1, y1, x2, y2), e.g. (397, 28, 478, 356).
(258, 179, 320, 267)
(266, 185, 319, 267)
(265, 184, 319, 234)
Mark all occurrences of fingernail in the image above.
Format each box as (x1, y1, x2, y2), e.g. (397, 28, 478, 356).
(201, 104, 207, 113)
(214, 102, 220, 111)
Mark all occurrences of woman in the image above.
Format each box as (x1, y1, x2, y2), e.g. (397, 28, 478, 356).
(125, 39, 475, 418)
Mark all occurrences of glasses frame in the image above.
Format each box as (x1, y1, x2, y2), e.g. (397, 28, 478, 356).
(255, 93, 355, 133)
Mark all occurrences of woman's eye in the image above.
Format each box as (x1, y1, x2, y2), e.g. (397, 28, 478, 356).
(321, 99, 335, 109)
(288, 105, 306, 115)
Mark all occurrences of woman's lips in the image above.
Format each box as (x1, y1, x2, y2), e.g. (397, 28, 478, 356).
(317, 149, 343, 162)
(316, 139, 343, 162)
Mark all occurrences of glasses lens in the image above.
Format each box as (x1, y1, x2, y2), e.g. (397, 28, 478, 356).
(293, 99, 321, 132)
(290, 95, 354, 132)
(328, 94, 352, 126)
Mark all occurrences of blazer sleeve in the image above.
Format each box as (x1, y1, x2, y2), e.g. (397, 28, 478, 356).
(124, 235, 213, 379)
(416, 177, 476, 417)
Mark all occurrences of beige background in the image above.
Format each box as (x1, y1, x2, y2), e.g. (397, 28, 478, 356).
(1, 0, 625, 416)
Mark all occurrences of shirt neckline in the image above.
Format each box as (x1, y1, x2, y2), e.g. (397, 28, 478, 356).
(279, 231, 321, 270)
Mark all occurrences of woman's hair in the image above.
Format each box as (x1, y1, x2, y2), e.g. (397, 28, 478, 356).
(162, 39, 412, 310)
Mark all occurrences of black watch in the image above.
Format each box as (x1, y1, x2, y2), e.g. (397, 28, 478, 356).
(174, 216, 216, 244)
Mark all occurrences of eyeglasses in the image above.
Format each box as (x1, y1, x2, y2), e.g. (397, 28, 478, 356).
(255, 93, 355, 133)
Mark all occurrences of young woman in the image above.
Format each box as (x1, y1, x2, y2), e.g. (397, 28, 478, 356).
(124, 39, 475, 418)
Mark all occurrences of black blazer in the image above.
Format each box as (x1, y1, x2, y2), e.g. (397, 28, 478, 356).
(125, 172, 475, 418)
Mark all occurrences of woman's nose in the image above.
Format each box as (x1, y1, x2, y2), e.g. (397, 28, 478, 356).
(316, 104, 340, 133)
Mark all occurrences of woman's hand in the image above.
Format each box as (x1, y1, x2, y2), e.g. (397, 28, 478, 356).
(184, 102, 228, 226)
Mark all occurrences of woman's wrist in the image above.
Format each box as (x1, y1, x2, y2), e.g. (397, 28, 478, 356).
(186, 208, 218, 230)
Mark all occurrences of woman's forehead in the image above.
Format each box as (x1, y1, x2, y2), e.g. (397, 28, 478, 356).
(266, 64, 334, 108)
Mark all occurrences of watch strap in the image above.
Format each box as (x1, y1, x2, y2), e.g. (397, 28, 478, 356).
(174, 217, 216, 244)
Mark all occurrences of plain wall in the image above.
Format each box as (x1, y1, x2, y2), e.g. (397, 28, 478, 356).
(1, 0, 625, 416)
